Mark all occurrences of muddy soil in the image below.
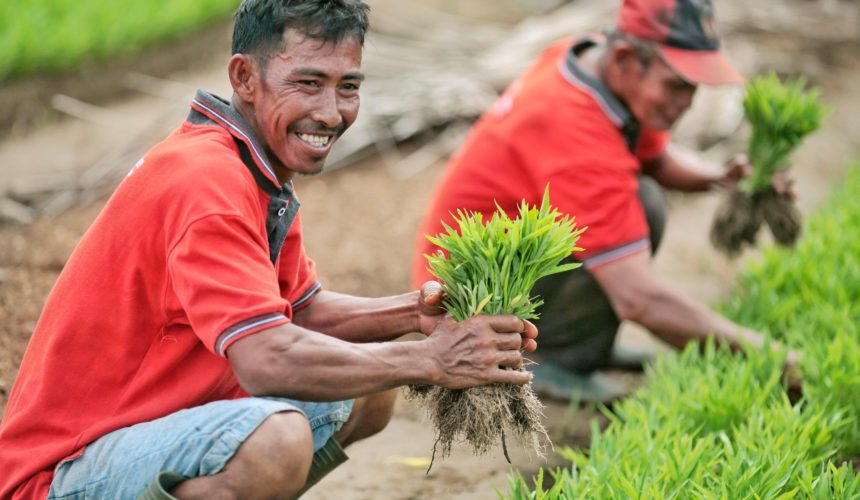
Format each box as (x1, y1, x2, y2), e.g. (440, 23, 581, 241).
(1, 2, 859, 498)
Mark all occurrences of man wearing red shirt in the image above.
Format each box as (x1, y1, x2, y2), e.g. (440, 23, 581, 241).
(413, 0, 796, 403)
(0, 1, 538, 498)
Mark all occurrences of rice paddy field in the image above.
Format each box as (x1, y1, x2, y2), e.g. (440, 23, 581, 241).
(0, 0, 241, 79)
(506, 165, 860, 498)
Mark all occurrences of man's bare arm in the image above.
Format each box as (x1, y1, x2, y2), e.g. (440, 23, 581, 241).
(641, 144, 730, 192)
(591, 251, 764, 350)
(291, 289, 423, 343)
(227, 313, 533, 402)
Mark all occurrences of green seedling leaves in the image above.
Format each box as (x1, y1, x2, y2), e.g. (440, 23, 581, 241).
(741, 72, 829, 194)
(425, 184, 585, 321)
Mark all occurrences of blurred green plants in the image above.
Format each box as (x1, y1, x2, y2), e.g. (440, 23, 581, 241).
(742, 73, 828, 195)
(0, 0, 241, 79)
(503, 163, 860, 499)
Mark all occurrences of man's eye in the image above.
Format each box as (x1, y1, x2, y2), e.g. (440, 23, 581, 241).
(341, 83, 360, 91)
(298, 80, 319, 87)
(670, 80, 693, 91)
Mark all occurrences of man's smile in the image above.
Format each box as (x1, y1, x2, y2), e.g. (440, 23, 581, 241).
(296, 132, 332, 149)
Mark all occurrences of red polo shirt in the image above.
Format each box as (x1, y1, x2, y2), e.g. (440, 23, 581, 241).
(411, 37, 669, 287)
(0, 91, 320, 498)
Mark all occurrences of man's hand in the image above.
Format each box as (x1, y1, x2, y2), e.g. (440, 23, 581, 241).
(718, 154, 796, 199)
(416, 280, 446, 335)
(715, 153, 753, 189)
(416, 280, 538, 352)
(771, 170, 796, 199)
(423, 314, 536, 389)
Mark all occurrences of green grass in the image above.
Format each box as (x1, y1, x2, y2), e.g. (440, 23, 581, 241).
(0, 0, 241, 79)
(503, 163, 860, 499)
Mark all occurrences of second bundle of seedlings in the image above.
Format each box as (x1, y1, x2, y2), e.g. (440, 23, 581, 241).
(711, 73, 827, 256)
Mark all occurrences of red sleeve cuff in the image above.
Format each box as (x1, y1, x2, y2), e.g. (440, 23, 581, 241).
(216, 313, 290, 357)
(290, 281, 321, 313)
(582, 238, 650, 270)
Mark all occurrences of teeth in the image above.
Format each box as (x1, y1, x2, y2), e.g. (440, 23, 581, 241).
(298, 133, 330, 147)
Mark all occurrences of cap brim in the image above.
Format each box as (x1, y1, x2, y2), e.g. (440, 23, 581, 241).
(657, 45, 744, 86)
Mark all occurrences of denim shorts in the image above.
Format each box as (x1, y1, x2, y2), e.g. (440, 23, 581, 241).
(47, 397, 353, 499)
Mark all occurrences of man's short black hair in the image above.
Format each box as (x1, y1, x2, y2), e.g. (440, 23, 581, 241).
(232, 0, 370, 65)
(605, 28, 657, 69)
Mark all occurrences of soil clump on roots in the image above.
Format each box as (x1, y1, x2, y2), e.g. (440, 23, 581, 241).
(710, 186, 801, 256)
(405, 376, 549, 471)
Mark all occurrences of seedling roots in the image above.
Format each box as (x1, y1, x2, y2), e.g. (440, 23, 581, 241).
(710, 187, 802, 256)
(405, 375, 548, 472)
(710, 189, 763, 256)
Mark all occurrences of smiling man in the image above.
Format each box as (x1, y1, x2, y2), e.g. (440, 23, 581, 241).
(0, 1, 539, 498)
(413, 0, 797, 404)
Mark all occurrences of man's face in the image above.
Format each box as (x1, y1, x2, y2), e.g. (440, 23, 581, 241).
(625, 55, 697, 131)
(251, 29, 363, 178)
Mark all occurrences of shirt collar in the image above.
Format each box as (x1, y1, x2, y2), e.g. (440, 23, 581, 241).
(187, 90, 288, 193)
(558, 37, 641, 152)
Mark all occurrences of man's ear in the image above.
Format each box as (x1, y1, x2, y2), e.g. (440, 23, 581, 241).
(229, 53, 260, 102)
(609, 41, 641, 75)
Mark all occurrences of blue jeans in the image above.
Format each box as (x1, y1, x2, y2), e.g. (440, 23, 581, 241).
(47, 397, 353, 498)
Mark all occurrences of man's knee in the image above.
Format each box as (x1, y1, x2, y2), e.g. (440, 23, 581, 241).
(255, 410, 314, 453)
(234, 411, 314, 496)
(177, 410, 314, 498)
(247, 411, 315, 480)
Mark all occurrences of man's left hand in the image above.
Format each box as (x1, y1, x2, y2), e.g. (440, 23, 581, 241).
(716, 154, 753, 189)
(719, 154, 796, 199)
(415, 280, 538, 352)
(417, 280, 446, 335)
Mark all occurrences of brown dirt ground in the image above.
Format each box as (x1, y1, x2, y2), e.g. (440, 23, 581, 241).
(2, 3, 859, 498)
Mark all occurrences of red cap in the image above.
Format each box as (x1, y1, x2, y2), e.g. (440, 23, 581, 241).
(617, 0, 743, 86)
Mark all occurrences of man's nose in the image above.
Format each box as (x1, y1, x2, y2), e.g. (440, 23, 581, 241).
(678, 87, 697, 111)
(310, 89, 342, 129)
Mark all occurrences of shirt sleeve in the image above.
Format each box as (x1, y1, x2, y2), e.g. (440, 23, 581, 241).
(635, 128, 670, 162)
(168, 213, 290, 357)
(276, 212, 321, 313)
(539, 123, 652, 270)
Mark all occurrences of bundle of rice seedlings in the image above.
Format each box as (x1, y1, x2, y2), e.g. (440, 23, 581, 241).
(711, 72, 827, 256)
(407, 185, 585, 469)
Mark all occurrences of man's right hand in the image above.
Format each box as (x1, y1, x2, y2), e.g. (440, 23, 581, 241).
(423, 314, 535, 389)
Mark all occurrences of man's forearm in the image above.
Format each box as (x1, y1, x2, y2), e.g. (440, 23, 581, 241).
(632, 286, 763, 352)
(229, 313, 533, 401)
(292, 290, 420, 343)
(643, 145, 723, 192)
(595, 253, 773, 360)
(230, 323, 438, 401)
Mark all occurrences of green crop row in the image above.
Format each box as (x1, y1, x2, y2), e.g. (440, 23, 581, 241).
(0, 0, 241, 79)
(504, 164, 860, 499)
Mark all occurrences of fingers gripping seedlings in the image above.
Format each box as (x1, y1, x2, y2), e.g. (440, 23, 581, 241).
(406, 185, 585, 469)
(711, 73, 828, 256)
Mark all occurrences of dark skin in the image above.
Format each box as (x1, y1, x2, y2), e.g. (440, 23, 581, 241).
(575, 39, 801, 388)
(174, 31, 538, 499)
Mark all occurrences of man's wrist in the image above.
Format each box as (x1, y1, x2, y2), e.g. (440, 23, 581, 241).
(388, 339, 442, 385)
